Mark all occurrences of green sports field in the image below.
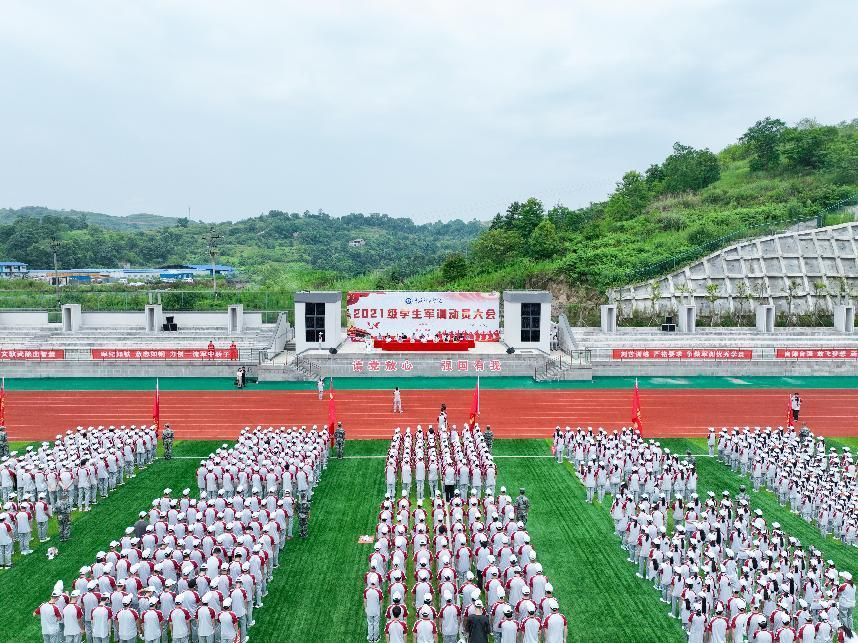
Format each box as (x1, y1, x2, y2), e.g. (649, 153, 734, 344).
(3, 437, 856, 642)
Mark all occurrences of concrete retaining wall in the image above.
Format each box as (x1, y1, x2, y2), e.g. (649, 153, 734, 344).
(611, 221, 858, 316)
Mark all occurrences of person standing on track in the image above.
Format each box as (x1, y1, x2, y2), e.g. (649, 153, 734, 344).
(791, 393, 802, 425)
(317, 377, 325, 400)
(393, 387, 403, 414)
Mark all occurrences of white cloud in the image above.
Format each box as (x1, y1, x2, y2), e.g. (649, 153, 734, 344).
(0, 0, 856, 222)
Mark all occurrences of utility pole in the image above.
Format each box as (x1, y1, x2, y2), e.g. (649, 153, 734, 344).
(205, 227, 223, 296)
(50, 238, 61, 307)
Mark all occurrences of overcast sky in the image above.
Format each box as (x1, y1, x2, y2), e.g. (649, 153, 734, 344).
(2, 1, 856, 223)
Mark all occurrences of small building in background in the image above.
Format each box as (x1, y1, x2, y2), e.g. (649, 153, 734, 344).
(348, 238, 366, 247)
(0, 261, 29, 278)
(27, 263, 235, 285)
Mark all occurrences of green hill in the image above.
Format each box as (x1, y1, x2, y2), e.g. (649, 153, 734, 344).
(402, 117, 858, 308)
(0, 209, 484, 290)
(0, 206, 182, 231)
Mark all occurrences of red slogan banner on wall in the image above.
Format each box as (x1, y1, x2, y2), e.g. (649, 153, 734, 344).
(612, 349, 753, 360)
(775, 348, 858, 359)
(92, 349, 236, 360)
(0, 349, 65, 360)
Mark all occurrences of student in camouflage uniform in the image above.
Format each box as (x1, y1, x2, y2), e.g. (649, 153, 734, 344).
(298, 492, 310, 538)
(0, 426, 8, 459)
(334, 422, 346, 459)
(56, 488, 72, 542)
(484, 425, 494, 455)
(514, 487, 530, 525)
(161, 424, 175, 461)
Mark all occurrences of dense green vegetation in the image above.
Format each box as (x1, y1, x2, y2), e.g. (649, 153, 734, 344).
(410, 118, 858, 298)
(0, 209, 483, 289)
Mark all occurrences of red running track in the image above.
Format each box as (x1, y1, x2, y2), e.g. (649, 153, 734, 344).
(3, 389, 857, 441)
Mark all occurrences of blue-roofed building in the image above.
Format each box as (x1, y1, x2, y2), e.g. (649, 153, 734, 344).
(186, 264, 236, 277)
(0, 261, 28, 278)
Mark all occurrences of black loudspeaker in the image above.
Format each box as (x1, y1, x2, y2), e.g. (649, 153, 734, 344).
(506, 347, 515, 354)
(329, 347, 338, 354)
(165, 316, 175, 324)
(665, 315, 674, 325)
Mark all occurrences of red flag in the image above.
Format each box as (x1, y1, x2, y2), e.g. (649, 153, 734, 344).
(152, 378, 160, 434)
(631, 378, 643, 434)
(328, 378, 337, 438)
(0, 377, 5, 427)
(787, 393, 794, 428)
(468, 377, 480, 426)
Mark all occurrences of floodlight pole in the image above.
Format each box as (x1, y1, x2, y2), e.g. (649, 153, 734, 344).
(205, 227, 223, 296)
(50, 238, 61, 307)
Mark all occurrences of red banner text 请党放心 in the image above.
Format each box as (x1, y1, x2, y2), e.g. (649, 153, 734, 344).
(776, 348, 858, 359)
(347, 291, 500, 342)
(0, 349, 65, 360)
(91, 348, 238, 360)
(612, 348, 753, 360)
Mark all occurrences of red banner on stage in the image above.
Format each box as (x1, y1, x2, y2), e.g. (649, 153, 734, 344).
(91, 348, 237, 360)
(0, 349, 65, 360)
(775, 348, 858, 359)
(612, 349, 753, 360)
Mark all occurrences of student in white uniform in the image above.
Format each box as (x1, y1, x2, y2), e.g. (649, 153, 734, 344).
(393, 387, 403, 414)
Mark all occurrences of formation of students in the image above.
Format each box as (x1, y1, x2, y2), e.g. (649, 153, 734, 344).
(578, 426, 857, 643)
(33, 425, 328, 643)
(383, 424, 497, 503)
(714, 426, 857, 546)
(553, 425, 699, 504)
(366, 425, 567, 643)
(1, 425, 158, 563)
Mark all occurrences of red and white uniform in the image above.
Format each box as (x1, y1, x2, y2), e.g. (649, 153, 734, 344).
(412, 618, 437, 643)
(116, 607, 140, 641)
(708, 615, 729, 643)
(217, 611, 239, 641)
(169, 607, 192, 640)
(141, 609, 164, 641)
(90, 606, 112, 639)
(542, 612, 567, 643)
(61, 603, 83, 638)
(34, 603, 62, 638)
(385, 619, 407, 643)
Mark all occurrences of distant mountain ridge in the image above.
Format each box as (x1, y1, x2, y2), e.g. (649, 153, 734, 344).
(0, 206, 183, 231)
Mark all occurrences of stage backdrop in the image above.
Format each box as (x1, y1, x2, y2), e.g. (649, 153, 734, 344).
(347, 291, 500, 341)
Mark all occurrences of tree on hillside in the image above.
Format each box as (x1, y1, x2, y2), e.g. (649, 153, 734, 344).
(440, 253, 468, 282)
(490, 197, 545, 237)
(740, 117, 786, 171)
(516, 197, 546, 237)
(605, 171, 650, 220)
(470, 228, 522, 270)
(659, 142, 721, 193)
(780, 125, 839, 171)
(824, 131, 858, 184)
(528, 218, 561, 260)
